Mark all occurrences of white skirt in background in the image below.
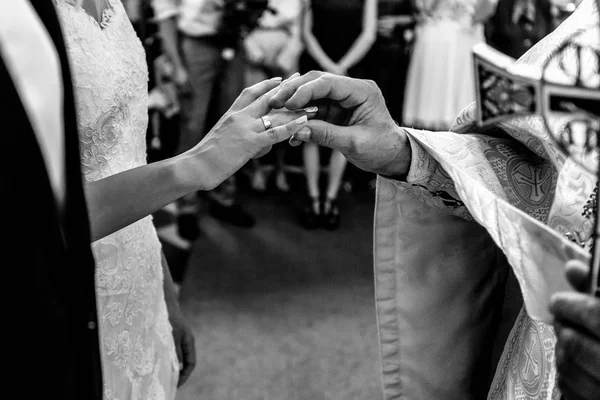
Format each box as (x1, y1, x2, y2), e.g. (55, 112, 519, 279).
(403, 20, 485, 130)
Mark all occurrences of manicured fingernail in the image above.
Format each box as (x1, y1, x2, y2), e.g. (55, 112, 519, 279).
(296, 126, 311, 140)
(271, 76, 283, 81)
(289, 137, 302, 146)
(295, 115, 307, 125)
(303, 106, 318, 113)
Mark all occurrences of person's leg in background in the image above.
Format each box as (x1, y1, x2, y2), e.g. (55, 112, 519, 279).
(246, 64, 292, 194)
(300, 142, 322, 229)
(176, 36, 221, 240)
(246, 64, 271, 193)
(206, 48, 256, 228)
(274, 144, 290, 192)
(323, 150, 346, 230)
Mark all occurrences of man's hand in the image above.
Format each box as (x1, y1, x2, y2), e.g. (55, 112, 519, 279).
(169, 301, 196, 387)
(173, 65, 192, 95)
(269, 71, 412, 178)
(550, 260, 600, 400)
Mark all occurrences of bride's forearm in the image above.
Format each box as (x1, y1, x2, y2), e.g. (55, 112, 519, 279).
(84, 154, 200, 241)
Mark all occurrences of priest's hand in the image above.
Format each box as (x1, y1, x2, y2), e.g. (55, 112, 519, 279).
(269, 71, 412, 178)
(550, 260, 600, 400)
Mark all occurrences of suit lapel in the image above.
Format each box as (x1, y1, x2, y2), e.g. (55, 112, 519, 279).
(28, 0, 94, 248)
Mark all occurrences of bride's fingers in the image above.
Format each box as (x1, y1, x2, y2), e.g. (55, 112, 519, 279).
(257, 115, 308, 147)
(251, 107, 318, 131)
(229, 77, 283, 113)
(245, 73, 302, 117)
(252, 145, 272, 159)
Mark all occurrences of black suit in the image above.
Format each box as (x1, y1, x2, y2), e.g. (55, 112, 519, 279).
(1, 1, 102, 398)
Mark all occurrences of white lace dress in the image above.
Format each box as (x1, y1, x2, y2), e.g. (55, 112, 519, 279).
(403, 0, 496, 130)
(54, 1, 179, 399)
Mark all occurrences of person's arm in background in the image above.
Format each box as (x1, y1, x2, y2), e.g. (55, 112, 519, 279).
(301, 2, 342, 74)
(275, 1, 305, 76)
(162, 251, 197, 387)
(473, 0, 498, 24)
(152, 0, 191, 91)
(337, 0, 377, 73)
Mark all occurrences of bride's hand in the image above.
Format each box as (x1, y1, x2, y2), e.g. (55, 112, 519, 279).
(181, 77, 314, 190)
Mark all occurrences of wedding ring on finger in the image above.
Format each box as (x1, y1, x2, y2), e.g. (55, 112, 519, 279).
(260, 115, 272, 131)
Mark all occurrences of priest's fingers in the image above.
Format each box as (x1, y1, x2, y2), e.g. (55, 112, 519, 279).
(550, 292, 600, 340)
(566, 259, 591, 293)
(555, 324, 600, 400)
(270, 72, 373, 111)
(290, 120, 354, 154)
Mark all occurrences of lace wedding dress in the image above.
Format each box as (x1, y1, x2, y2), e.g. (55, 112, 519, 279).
(54, 1, 179, 399)
(403, 0, 497, 130)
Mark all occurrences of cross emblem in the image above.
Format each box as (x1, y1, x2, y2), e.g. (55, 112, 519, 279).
(473, 39, 600, 299)
(512, 165, 552, 203)
(522, 336, 541, 382)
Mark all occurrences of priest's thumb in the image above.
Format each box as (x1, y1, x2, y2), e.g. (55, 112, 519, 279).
(565, 259, 590, 293)
(290, 120, 353, 152)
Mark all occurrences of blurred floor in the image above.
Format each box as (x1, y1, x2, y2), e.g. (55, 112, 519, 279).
(159, 188, 382, 400)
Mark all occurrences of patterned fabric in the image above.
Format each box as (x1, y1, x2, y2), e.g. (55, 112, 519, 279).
(414, 0, 490, 26)
(402, 0, 496, 130)
(375, 1, 598, 399)
(54, 1, 179, 399)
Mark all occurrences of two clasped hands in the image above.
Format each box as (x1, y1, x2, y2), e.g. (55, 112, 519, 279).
(187, 70, 600, 398)
(185, 70, 411, 193)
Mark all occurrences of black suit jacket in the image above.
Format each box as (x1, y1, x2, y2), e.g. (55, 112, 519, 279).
(1, 2, 102, 398)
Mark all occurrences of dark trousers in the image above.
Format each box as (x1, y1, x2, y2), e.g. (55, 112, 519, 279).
(179, 35, 246, 205)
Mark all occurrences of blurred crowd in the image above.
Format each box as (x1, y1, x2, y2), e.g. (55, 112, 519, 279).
(120, 0, 581, 241)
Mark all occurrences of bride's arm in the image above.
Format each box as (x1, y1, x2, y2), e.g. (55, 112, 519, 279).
(83, 79, 311, 241)
(83, 154, 195, 241)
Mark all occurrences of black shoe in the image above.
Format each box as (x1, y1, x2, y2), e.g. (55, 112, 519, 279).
(209, 203, 256, 228)
(177, 212, 200, 241)
(299, 196, 321, 229)
(322, 197, 341, 231)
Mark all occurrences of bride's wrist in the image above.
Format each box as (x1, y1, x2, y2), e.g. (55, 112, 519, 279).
(172, 152, 209, 193)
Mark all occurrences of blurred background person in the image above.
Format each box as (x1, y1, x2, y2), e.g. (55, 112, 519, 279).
(244, 0, 304, 193)
(356, 0, 415, 193)
(298, 0, 377, 230)
(485, 0, 555, 59)
(366, 0, 415, 124)
(402, 0, 498, 131)
(153, 0, 268, 240)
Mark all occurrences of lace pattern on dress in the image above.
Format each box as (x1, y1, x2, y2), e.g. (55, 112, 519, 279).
(53, 1, 179, 399)
(414, 0, 479, 27)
